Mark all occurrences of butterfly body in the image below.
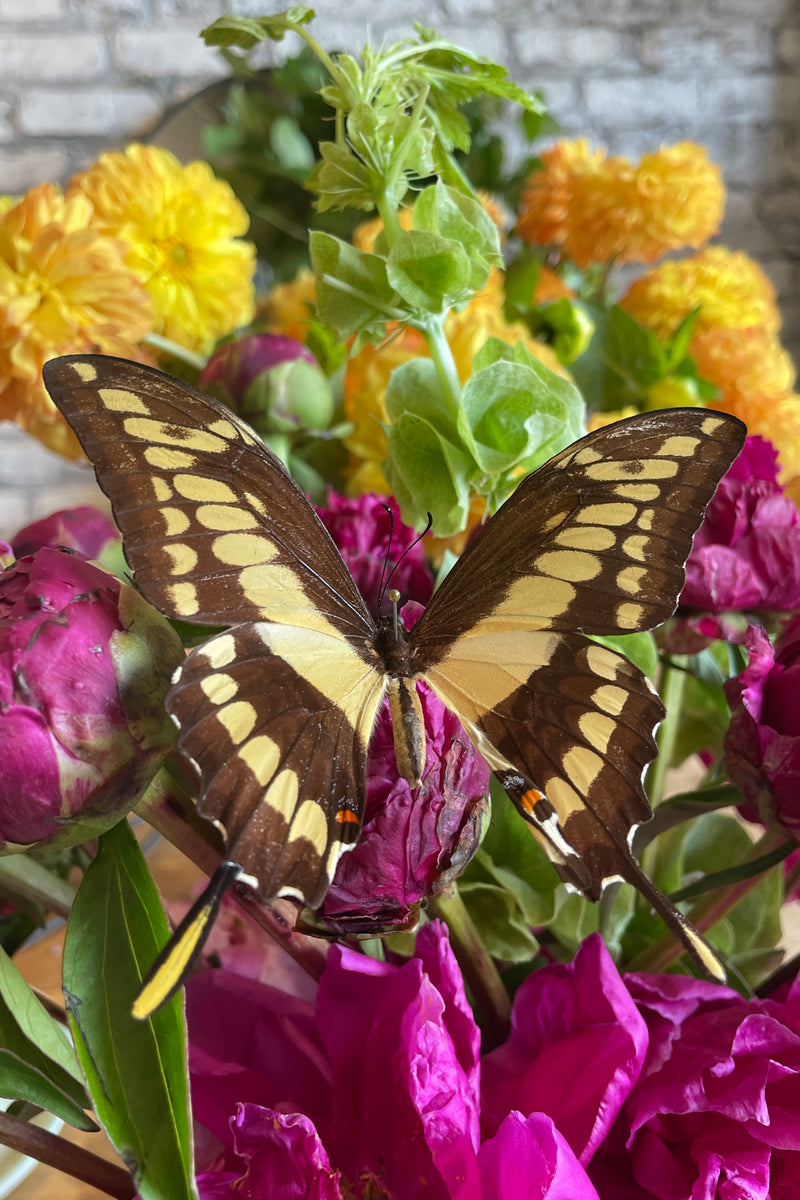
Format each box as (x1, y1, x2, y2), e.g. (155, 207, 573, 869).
(43, 354, 747, 989)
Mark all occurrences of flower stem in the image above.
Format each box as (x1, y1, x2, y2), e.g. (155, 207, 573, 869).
(0, 855, 75, 919)
(647, 656, 687, 807)
(142, 333, 207, 372)
(626, 827, 787, 975)
(0, 1111, 134, 1199)
(419, 316, 462, 420)
(428, 886, 511, 1049)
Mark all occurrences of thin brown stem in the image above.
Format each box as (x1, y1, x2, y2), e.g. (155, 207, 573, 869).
(0, 1112, 135, 1200)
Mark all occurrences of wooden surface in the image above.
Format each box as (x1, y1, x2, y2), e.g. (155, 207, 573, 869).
(7, 839, 204, 1200)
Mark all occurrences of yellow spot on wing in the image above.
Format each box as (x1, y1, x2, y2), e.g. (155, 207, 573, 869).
(263, 769, 299, 823)
(536, 549, 602, 582)
(555, 526, 616, 552)
(123, 417, 228, 454)
(656, 436, 699, 457)
(617, 565, 648, 594)
(288, 800, 328, 855)
(577, 502, 636, 526)
(547, 776, 584, 820)
(562, 745, 604, 794)
(202, 634, 237, 669)
(585, 644, 623, 681)
(162, 507, 190, 537)
(578, 712, 616, 755)
(164, 543, 198, 576)
(622, 533, 650, 560)
(71, 361, 97, 382)
(168, 581, 199, 614)
(592, 685, 629, 716)
(424, 630, 560, 724)
(213, 532, 278, 567)
(99, 387, 149, 414)
(240, 735, 282, 787)
(218, 700, 257, 745)
(616, 601, 646, 629)
(152, 478, 172, 502)
(200, 673, 238, 704)
(586, 458, 679, 482)
(615, 484, 660, 501)
(145, 446, 197, 471)
(197, 504, 259, 532)
(174, 475, 237, 504)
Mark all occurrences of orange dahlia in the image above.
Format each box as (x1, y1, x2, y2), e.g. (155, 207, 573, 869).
(0, 183, 153, 458)
(518, 139, 724, 268)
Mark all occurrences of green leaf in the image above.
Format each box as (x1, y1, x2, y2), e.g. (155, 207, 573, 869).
(571, 304, 668, 412)
(0, 947, 93, 1130)
(458, 881, 541, 961)
(386, 229, 472, 313)
(201, 9, 314, 50)
(310, 231, 397, 339)
(385, 411, 473, 535)
(459, 354, 585, 478)
(63, 822, 197, 1200)
(307, 141, 377, 212)
(412, 181, 501, 285)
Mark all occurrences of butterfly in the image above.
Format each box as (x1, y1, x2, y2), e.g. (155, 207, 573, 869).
(42, 354, 746, 1013)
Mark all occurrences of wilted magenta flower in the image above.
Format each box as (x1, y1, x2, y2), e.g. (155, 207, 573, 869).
(10, 505, 120, 563)
(0, 546, 182, 850)
(317, 679, 491, 933)
(589, 968, 800, 1200)
(723, 618, 800, 841)
(316, 492, 434, 616)
(681, 435, 800, 613)
(482, 933, 648, 1165)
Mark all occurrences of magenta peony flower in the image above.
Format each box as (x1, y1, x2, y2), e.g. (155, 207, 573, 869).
(315, 492, 434, 617)
(0, 546, 182, 850)
(589, 968, 800, 1200)
(188, 922, 602, 1199)
(317, 678, 490, 934)
(681, 435, 800, 613)
(723, 618, 800, 841)
(10, 505, 120, 562)
(481, 933, 648, 1165)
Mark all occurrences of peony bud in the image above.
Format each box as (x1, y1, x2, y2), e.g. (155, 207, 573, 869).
(0, 547, 183, 852)
(11, 506, 121, 565)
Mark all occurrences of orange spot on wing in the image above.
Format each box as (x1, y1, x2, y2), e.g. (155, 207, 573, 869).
(335, 809, 360, 825)
(520, 787, 546, 814)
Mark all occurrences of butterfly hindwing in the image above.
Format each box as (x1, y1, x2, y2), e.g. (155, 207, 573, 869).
(168, 622, 387, 905)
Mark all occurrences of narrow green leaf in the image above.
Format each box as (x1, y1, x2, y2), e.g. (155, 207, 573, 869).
(0, 947, 83, 1085)
(0, 1051, 94, 1130)
(63, 822, 197, 1200)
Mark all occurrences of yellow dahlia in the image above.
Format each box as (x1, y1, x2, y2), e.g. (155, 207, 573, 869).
(517, 139, 723, 268)
(620, 247, 781, 341)
(69, 144, 255, 354)
(0, 183, 153, 458)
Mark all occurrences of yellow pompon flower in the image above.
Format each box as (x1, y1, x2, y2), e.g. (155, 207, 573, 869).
(69, 144, 255, 354)
(747, 395, 800, 504)
(342, 267, 572, 493)
(586, 406, 640, 432)
(0, 183, 153, 459)
(620, 247, 781, 341)
(517, 139, 723, 268)
(534, 266, 576, 304)
(258, 268, 317, 343)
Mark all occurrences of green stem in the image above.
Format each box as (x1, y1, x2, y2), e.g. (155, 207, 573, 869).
(626, 828, 787, 975)
(0, 856, 76, 919)
(0, 1111, 134, 1199)
(428, 887, 511, 1050)
(419, 316, 462, 420)
(142, 333, 206, 372)
(646, 656, 687, 808)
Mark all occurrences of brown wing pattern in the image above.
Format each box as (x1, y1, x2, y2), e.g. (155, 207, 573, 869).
(168, 622, 387, 905)
(42, 355, 373, 639)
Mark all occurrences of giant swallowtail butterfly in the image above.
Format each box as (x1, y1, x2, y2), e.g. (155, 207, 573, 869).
(43, 355, 746, 1013)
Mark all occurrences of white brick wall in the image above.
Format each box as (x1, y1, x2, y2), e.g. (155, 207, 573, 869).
(0, 0, 798, 535)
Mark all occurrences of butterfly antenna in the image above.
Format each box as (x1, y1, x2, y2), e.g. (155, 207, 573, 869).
(377, 503, 396, 614)
(382, 512, 433, 602)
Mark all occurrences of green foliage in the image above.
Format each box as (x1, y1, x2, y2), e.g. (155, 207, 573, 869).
(0, 946, 93, 1130)
(63, 823, 197, 1200)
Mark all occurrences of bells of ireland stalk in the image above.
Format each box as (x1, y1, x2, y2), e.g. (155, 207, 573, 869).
(199, 333, 338, 497)
(0, 546, 183, 852)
